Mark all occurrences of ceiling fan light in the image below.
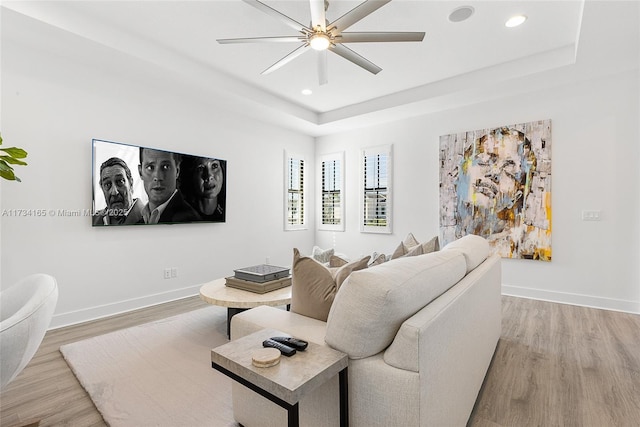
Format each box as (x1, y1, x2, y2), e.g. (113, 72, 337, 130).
(310, 34, 330, 51)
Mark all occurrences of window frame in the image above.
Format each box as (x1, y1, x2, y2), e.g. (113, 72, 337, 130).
(318, 152, 345, 232)
(360, 144, 393, 234)
(284, 151, 307, 231)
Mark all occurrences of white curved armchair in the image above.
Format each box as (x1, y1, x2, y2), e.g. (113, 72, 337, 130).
(1, 274, 58, 391)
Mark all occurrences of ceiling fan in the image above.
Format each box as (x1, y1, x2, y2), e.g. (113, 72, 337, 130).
(217, 0, 425, 85)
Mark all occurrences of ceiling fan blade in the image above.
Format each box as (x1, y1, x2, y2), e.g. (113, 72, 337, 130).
(242, 0, 309, 33)
(338, 31, 425, 43)
(217, 36, 305, 44)
(330, 44, 382, 74)
(318, 50, 328, 85)
(328, 0, 391, 33)
(309, 0, 327, 31)
(262, 44, 310, 75)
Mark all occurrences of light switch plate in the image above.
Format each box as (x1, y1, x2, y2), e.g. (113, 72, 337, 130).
(581, 210, 602, 221)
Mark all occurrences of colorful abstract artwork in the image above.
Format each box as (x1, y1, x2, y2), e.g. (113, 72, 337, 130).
(439, 120, 552, 261)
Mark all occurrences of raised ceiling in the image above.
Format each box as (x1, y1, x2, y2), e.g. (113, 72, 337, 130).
(2, 1, 638, 135)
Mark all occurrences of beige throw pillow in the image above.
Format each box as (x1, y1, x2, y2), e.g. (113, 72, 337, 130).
(290, 249, 371, 322)
(421, 235, 440, 253)
(329, 255, 349, 268)
(390, 232, 421, 259)
(369, 253, 387, 267)
(404, 244, 423, 257)
(333, 256, 370, 289)
(290, 248, 337, 321)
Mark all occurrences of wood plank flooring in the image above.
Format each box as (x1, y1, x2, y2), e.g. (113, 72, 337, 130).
(469, 297, 640, 427)
(1, 295, 639, 427)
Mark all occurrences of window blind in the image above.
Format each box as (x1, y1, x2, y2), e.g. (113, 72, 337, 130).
(363, 152, 388, 228)
(286, 157, 304, 226)
(322, 159, 341, 225)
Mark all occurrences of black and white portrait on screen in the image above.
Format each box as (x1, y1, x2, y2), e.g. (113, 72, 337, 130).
(92, 139, 227, 226)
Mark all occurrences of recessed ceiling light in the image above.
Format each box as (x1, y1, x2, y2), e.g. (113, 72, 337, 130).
(301, 89, 313, 95)
(505, 15, 527, 28)
(448, 6, 475, 23)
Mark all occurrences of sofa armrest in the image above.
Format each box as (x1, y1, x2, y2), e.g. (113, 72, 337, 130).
(418, 254, 501, 426)
(230, 305, 328, 345)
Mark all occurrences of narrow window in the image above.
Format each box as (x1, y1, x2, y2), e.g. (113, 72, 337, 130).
(319, 152, 344, 231)
(284, 152, 306, 230)
(361, 145, 392, 233)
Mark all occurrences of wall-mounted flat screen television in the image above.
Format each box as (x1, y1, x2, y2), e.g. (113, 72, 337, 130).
(92, 139, 226, 226)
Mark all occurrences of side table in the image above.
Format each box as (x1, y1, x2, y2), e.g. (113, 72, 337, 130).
(211, 328, 349, 427)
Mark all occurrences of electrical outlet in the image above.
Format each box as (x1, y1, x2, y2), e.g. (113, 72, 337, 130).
(163, 268, 171, 279)
(171, 267, 178, 278)
(265, 257, 270, 265)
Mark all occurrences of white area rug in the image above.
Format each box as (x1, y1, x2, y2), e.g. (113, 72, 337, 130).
(60, 307, 238, 427)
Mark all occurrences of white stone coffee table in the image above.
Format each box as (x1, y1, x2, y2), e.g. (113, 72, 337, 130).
(199, 278, 292, 337)
(211, 328, 349, 427)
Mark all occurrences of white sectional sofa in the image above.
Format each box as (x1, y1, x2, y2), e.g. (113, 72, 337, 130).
(230, 235, 502, 427)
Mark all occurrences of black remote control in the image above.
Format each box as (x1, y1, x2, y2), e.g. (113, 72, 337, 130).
(270, 336, 308, 351)
(262, 339, 296, 357)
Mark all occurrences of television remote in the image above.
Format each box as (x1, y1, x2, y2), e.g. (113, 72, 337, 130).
(270, 336, 308, 351)
(262, 339, 296, 357)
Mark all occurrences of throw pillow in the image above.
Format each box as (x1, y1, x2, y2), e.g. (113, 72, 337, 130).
(390, 232, 420, 259)
(403, 235, 440, 257)
(421, 235, 440, 253)
(333, 256, 370, 289)
(311, 246, 334, 264)
(290, 248, 337, 321)
(369, 252, 387, 267)
(329, 255, 349, 268)
(404, 243, 423, 257)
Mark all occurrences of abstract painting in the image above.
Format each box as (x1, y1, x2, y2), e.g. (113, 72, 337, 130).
(439, 120, 552, 261)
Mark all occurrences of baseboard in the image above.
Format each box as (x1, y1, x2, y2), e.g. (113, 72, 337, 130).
(50, 283, 639, 328)
(502, 284, 640, 315)
(49, 284, 203, 329)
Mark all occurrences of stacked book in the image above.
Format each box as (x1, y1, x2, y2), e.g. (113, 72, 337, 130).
(225, 264, 291, 294)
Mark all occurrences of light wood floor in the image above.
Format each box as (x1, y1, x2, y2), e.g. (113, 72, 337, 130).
(1, 295, 639, 427)
(470, 296, 640, 427)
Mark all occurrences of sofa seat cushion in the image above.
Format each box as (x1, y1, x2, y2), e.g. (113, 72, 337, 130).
(325, 250, 467, 359)
(230, 305, 328, 345)
(442, 234, 490, 273)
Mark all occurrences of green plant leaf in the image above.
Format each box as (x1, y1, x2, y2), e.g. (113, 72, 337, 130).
(0, 168, 17, 181)
(0, 133, 27, 182)
(0, 155, 27, 166)
(0, 160, 14, 172)
(0, 147, 28, 159)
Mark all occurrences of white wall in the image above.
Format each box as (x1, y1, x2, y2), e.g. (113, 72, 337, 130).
(2, 4, 638, 327)
(0, 14, 315, 327)
(315, 68, 640, 314)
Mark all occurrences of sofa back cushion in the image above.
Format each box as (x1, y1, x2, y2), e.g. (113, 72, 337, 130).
(325, 250, 466, 358)
(442, 234, 490, 273)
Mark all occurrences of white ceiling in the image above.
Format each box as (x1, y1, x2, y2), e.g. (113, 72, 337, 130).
(2, 1, 638, 135)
